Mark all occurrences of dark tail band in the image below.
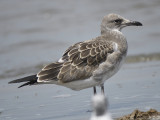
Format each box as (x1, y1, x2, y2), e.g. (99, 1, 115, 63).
(9, 75, 38, 88)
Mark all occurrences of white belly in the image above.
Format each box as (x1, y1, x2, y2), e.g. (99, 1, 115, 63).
(59, 77, 100, 91)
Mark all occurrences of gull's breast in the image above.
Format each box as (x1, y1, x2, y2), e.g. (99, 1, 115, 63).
(92, 51, 127, 85)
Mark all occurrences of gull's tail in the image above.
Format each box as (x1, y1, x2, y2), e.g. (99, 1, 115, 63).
(8, 75, 38, 88)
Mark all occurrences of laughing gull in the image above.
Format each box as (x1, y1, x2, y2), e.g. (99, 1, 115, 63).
(9, 13, 142, 94)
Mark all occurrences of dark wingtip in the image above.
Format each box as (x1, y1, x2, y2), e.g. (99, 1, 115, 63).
(8, 81, 12, 84)
(8, 81, 16, 84)
(18, 82, 30, 88)
(8, 80, 27, 88)
(8, 75, 37, 88)
(18, 80, 37, 88)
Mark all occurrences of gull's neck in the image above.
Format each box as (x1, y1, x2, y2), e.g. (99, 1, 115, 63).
(101, 26, 122, 35)
(100, 26, 127, 54)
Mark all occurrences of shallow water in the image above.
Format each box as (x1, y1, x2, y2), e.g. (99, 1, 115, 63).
(1, 61, 160, 120)
(0, 0, 160, 120)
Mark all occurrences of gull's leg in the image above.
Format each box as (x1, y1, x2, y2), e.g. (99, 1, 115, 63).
(101, 84, 105, 94)
(93, 86, 97, 95)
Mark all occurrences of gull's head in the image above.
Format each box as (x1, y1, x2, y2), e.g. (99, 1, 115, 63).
(101, 13, 142, 33)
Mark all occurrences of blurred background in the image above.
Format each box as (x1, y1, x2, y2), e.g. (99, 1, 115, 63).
(0, 0, 160, 120)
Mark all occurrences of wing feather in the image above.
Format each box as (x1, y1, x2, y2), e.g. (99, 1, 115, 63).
(37, 62, 62, 82)
(57, 36, 115, 83)
(38, 70, 60, 81)
(80, 49, 90, 58)
(42, 62, 62, 70)
(37, 36, 115, 83)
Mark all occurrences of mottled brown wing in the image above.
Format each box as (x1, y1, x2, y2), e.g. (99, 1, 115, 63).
(61, 42, 82, 62)
(58, 37, 115, 83)
(37, 42, 83, 82)
(37, 62, 63, 82)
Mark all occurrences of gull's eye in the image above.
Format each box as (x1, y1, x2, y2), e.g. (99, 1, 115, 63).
(113, 19, 123, 24)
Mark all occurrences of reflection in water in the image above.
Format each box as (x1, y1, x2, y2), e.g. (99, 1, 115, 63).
(90, 94, 113, 120)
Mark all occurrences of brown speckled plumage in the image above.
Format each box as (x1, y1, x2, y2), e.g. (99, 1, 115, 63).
(9, 13, 142, 93)
(38, 36, 115, 83)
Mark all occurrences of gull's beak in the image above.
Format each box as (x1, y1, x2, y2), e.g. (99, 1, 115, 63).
(125, 20, 143, 26)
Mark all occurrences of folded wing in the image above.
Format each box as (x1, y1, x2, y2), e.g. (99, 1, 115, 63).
(37, 36, 115, 83)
